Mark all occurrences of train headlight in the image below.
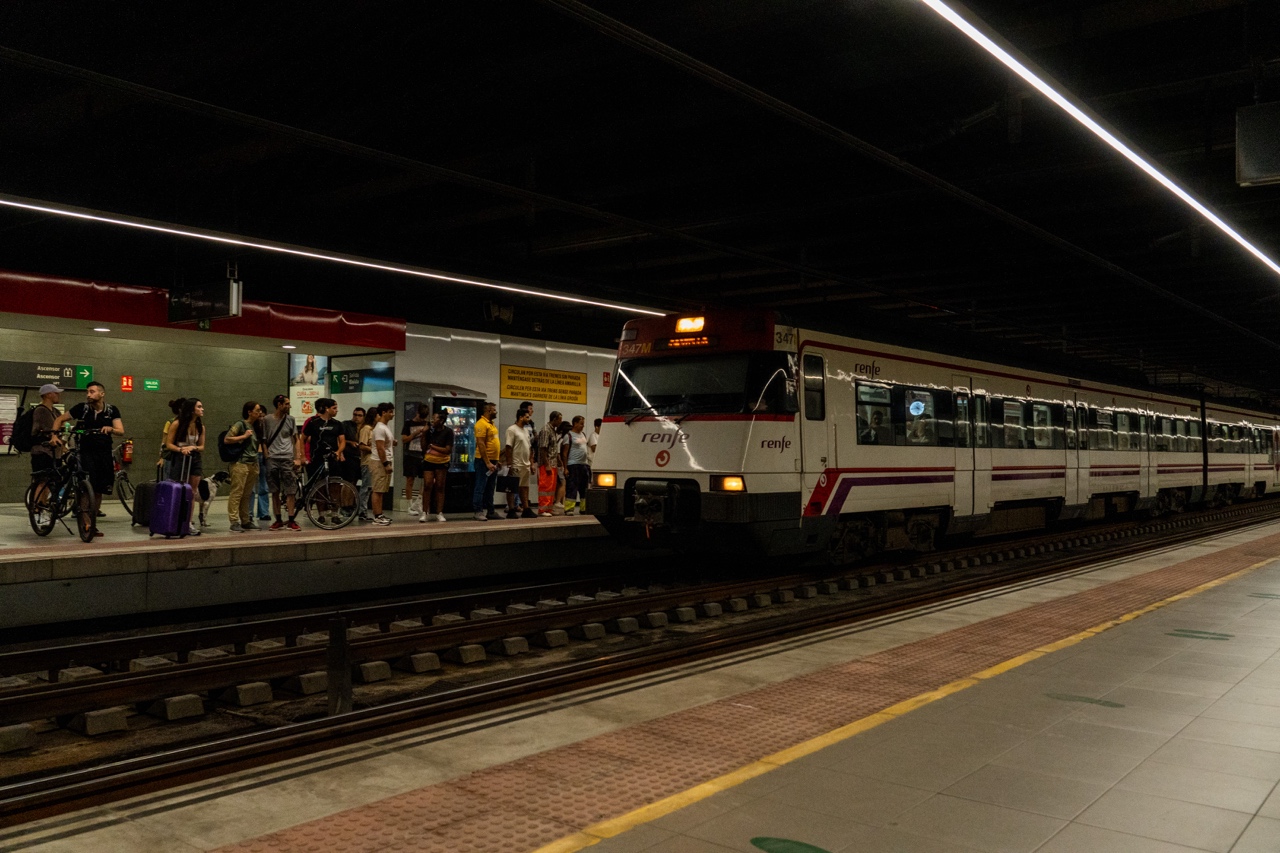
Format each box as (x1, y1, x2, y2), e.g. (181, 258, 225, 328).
(594, 472, 617, 488)
(711, 475, 746, 492)
(676, 316, 705, 333)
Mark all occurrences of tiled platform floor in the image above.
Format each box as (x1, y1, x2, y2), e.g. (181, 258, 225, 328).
(7, 522, 1280, 853)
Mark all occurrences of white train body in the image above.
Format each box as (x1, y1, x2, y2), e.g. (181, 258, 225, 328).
(586, 311, 1280, 559)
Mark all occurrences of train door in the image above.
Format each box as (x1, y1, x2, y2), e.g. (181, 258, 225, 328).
(952, 375, 975, 516)
(1063, 402, 1079, 504)
(800, 352, 831, 495)
(1139, 413, 1152, 500)
(1074, 398, 1091, 504)
(1272, 427, 1280, 490)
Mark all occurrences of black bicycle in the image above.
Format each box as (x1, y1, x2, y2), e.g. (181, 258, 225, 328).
(25, 427, 96, 543)
(299, 449, 359, 530)
(112, 443, 136, 518)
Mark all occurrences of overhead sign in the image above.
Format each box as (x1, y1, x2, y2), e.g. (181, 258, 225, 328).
(0, 361, 93, 389)
(168, 280, 243, 323)
(329, 367, 394, 395)
(499, 365, 587, 405)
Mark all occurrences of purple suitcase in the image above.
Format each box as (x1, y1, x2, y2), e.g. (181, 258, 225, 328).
(150, 456, 193, 538)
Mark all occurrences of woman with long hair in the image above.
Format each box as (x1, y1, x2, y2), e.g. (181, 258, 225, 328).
(164, 397, 206, 534)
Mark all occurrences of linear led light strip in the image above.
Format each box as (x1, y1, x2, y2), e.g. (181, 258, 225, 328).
(0, 193, 667, 316)
(920, 0, 1280, 278)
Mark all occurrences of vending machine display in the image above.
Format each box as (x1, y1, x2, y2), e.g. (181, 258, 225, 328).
(441, 405, 476, 473)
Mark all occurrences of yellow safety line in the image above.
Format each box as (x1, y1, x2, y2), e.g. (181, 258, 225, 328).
(530, 557, 1277, 852)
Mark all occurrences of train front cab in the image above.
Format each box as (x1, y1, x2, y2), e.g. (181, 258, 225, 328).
(586, 311, 830, 556)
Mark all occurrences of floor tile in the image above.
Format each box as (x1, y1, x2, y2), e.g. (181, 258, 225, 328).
(1076, 787, 1252, 852)
(1035, 822, 1209, 852)
(588, 823, 678, 853)
(760, 768, 932, 825)
(1117, 760, 1274, 813)
(1146, 736, 1280, 781)
(1201, 698, 1280, 728)
(940, 764, 1107, 819)
(882, 793, 1064, 853)
(1038, 718, 1171, 758)
(829, 824, 988, 852)
(1231, 816, 1280, 853)
(680, 797, 876, 853)
(1099, 686, 1216, 716)
(991, 737, 1145, 786)
(1178, 716, 1280, 752)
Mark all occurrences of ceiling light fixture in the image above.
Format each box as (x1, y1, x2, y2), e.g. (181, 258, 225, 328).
(0, 193, 668, 316)
(281, 345, 296, 349)
(918, 0, 1280, 278)
(92, 327, 110, 332)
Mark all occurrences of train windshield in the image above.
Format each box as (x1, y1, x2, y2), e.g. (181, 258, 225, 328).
(608, 353, 798, 417)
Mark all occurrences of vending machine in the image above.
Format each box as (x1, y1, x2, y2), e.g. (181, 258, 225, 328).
(395, 382, 486, 514)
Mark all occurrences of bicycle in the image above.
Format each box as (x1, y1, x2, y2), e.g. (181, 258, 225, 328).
(25, 427, 96, 543)
(299, 449, 359, 530)
(112, 443, 136, 518)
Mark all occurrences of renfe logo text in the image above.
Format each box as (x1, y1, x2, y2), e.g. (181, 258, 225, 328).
(641, 432, 689, 445)
(760, 437, 793, 453)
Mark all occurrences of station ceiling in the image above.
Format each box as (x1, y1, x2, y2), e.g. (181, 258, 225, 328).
(2, 1, 1280, 406)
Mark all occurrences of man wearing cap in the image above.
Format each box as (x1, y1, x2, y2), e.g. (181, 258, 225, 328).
(27, 383, 64, 522)
(53, 380, 123, 537)
(260, 394, 303, 530)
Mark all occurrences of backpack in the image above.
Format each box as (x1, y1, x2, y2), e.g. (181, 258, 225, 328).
(217, 421, 247, 464)
(10, 405, 38, 453)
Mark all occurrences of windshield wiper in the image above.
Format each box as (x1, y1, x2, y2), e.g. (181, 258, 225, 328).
(625, 408, 656, 425)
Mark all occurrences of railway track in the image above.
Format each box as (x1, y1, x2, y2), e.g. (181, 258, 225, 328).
(3, 497, 1279, 826)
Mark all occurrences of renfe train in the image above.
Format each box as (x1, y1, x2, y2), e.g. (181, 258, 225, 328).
(586, 309, 1280, 561)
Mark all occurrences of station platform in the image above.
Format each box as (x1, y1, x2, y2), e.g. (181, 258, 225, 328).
(7, 522, 1280, 852)
(0, 502, 613, 629)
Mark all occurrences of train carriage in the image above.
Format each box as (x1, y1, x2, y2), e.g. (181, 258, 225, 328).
(586, 309, 1280, 561)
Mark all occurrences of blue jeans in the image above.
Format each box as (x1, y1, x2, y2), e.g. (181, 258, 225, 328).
(358, 463, 372, 515)
(471, 460, 496, 512)
(254, 456, 271, 518)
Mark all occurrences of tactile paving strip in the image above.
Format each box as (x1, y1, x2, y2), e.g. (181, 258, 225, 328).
(213, 531, 1280, 853)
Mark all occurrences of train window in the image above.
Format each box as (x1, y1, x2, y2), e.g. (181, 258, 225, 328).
(1188, 420, 1202, 453)
(1031, 403, 1052, 449)
(1065, 406, 1077, 450)
(1139, 415, 1150, 451)
(1156, 418, 1171, 452)
(903, 390, 937, 446)
(802, 355, 825, 421)
(1115, 413, 1132, 451)
(1002, 400, 1025, 449)
(1093, 409, 1114, 451)
(855, 383, 890, 443)
(954, 394, 971, 448)
(974, 396, 990, 447)
(609, 353, 800, 417)
(1174, 419, 1188, 453)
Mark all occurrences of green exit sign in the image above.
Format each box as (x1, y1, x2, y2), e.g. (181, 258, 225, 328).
(74, 365, 94, 389)
(143, 379, 160, 391)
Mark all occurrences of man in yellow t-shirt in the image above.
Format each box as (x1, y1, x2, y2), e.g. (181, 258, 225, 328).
(471, 401, 500, 521)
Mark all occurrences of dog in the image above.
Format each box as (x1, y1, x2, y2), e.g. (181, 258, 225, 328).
(197, 471, 232, 527)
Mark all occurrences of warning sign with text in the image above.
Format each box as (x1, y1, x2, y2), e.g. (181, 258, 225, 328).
(500, 365, 588, 405)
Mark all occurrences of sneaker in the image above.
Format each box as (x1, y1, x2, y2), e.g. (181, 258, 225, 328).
(269, 520, 284, 531)
(419, 512, 429, 523)
(551, 503, 565, 516)
(92, 528, 104, 537)
(521, 508, 537, 519)
(486, 511, 502, 520)
(372, 515, 392, 526)
(242, 521, 260, 531)
(408, 497, 422, 516)
(473, 510, 488, 521)
(188, 528, 201, 536)
(506, 509, 520, 519)
(358, 512, 371, 521)
(230, 523, 244, 533)
(286, 519, 301, 531)
(258, 514, 272, 521)
(436, 512, 447, 523)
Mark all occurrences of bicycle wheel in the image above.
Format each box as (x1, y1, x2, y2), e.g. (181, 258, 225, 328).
(304, 477, 359, 530)
(76, 475, 95, 543)
(116, 471, 136, 519)
(26, 478, 56, 536)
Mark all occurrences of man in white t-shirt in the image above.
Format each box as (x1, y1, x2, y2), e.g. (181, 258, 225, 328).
(369, 404, 396, 526)
(502, 409, 536, 519)
(588, 418, 601, 467)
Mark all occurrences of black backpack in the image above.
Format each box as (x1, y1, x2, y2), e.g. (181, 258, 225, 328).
(217, 421, 246, 464)
(10, 406, 38, 453)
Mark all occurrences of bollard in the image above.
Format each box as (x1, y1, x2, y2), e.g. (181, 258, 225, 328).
(327, 616, 353, 716)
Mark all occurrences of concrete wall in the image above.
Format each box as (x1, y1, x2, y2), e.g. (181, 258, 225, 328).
(0, 330, 287, 502)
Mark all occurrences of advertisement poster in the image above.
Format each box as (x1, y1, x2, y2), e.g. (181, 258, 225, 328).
(289, 354, 329, 417)
(0, 394, 17, 449)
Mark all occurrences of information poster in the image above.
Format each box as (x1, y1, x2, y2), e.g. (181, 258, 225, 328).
(289, 354, 329, 417)
(0, 394, 17, 449)
(499, 365, 587, 405)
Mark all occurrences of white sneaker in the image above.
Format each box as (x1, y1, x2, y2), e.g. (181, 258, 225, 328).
(474, 510, 487, 521)
(372, 515, 392, 526)
(408, 497, 422, 516)
(436, 512, 446, 523)
(419, 512, 428, 523)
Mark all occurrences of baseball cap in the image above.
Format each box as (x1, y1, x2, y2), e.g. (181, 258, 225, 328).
(39, 383, 63, 395)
